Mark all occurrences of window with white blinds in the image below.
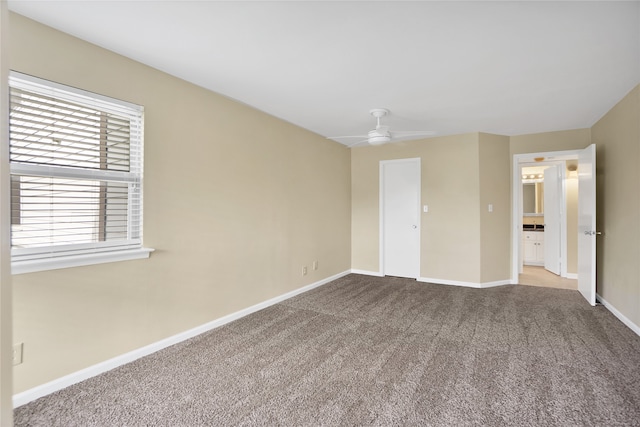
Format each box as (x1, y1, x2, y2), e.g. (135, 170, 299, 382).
(9, 72, 151, 274)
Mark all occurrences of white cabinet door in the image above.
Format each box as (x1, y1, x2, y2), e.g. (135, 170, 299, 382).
(523, 231, 544, 265)
(536, 239, 545, 263)
(524, 238, 537, 262)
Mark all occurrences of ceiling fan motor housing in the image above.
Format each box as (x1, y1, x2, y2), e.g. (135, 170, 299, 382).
(367, 129, 391, 145)
(367, 109, 391, 144)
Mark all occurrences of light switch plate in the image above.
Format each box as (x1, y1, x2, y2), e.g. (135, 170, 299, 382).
(13, 343, 23, 365)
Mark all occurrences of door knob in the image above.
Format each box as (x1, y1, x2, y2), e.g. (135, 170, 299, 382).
(412, 225, 417, 229)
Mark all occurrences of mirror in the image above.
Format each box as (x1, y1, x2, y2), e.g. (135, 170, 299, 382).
(523, 182, 544, 215)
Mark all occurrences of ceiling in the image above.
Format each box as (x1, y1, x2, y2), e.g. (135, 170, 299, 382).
(8, 1, 640, 146)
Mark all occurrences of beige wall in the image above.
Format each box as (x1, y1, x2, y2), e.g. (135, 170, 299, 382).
(478, 133, 511, 283)
(522, 216, 544, 225)
(351, 133, 511, 284)
(9, 14, 351, 393)
(421, 134, 481, 283)
(351, 134, 480, 282)
(591, 85, 640, 328)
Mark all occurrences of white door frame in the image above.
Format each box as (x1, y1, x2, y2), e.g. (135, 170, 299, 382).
(379, 158, 421, 278)
(512, 149, 580, 284)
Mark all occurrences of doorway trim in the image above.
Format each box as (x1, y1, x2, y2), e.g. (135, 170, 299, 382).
(512, 149, 581, 284)
(379, 157, 421, 278)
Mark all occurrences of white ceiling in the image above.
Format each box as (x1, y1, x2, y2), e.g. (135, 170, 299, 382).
(8, 1, 640, 145)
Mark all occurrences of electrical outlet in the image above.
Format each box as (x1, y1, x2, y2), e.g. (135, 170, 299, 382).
(302, 266, 308, 276)
(312, 260, 318, 270)
(13, 343, 23, 366)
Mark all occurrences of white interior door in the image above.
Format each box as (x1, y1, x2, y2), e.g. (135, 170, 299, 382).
(381, 158, 420, 279)
(543, 165, 561, 275)
(578, 144, 597, 306)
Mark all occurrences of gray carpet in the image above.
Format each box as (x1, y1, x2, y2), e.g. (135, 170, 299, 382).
(14, 274, 640, 426)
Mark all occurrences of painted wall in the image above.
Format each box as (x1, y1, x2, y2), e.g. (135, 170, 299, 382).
(522, 216, 544, 225)
(351, 133, 511, 285)
(9, 14, 351, 393)
(478, 133, 511, 283)
(351, 134, 479, 282)
(591, 85, 640, 328)
(421, 135, 482, 283)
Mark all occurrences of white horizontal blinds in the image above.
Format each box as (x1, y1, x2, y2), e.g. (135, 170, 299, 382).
(11, 177, 129, 249)
(9, 88, 131, 172)
(8, 72, 144, 261)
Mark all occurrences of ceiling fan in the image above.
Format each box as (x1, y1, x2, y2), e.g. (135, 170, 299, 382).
(328, 108, 436, 147)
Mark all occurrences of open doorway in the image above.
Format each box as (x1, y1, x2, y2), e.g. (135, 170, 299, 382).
(513, 150, 580, 290)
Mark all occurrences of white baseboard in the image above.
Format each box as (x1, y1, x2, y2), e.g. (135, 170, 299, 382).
(418, 277, 512, 288)
(480, 279, 513, 288)
(349, 270, 512, 289)
(350, 269, 384, 277)
(596, 293, 640, 337)
(13, 270, 351, 408)
(566, 273, 578, 280)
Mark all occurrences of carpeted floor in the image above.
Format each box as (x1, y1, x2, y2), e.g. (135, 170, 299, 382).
(14, 274, 640, 426)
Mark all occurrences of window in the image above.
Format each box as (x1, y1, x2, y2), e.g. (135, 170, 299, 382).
(9, 72, 152, 274)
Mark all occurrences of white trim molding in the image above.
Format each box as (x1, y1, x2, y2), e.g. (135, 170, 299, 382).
(12, 247, 154, 275)
(350, 271, 514, 289)
(350, 269, 384, 277)
(596, 293, 640, 337)
(418, 277, 512, 289)
(566, 273, 578, 280)
(13, 270, 351, 408)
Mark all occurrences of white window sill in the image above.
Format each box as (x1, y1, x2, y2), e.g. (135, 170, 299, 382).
(12, 248, 155, 275)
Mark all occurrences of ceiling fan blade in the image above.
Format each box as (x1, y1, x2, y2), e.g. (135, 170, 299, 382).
(326, 135, 368, 140)
(331, 108, 437, 147)
(390, 130, 437, 136)
(390, 133, 437, 143)
(348, 139, 369, 148)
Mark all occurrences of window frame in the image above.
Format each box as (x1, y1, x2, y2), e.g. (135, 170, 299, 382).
(9, 72, 153, 274)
